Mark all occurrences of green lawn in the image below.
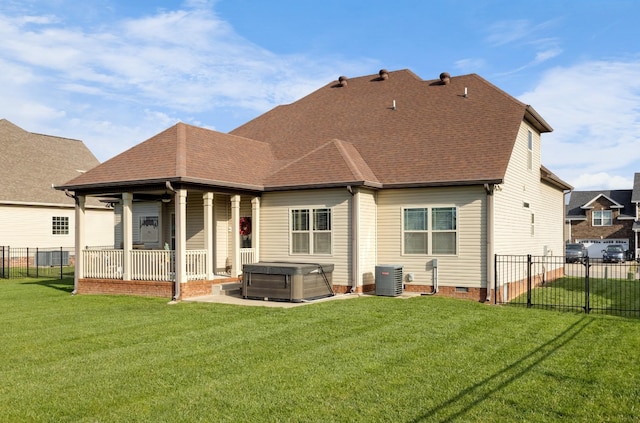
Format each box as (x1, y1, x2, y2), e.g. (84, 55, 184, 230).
(513, 276, 640, 316)
(1, 278, 639, 422)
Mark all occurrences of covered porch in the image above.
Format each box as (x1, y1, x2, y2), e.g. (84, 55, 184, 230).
(73, 185, 261, 300)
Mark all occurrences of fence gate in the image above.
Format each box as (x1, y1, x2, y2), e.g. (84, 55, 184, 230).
(495, 255, 640, 317)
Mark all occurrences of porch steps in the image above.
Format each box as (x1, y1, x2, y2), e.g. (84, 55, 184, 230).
(212, 282, 242, 297)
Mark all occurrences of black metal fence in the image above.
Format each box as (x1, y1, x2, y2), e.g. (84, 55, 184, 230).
(0, 246, 75, 279)
(495, 255, 640, 317)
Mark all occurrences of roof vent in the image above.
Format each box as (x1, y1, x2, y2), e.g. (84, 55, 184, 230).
(379, 69, 389, 80)
(439, 72, 451, 85)
(338, 76, 348, 87)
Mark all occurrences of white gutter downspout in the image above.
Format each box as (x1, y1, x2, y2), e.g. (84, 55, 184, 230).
(484, 184, 495, 303)
(347, 186, 359, 293)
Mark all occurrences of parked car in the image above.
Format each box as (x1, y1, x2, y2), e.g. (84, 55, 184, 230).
(602, 244, 626, 263)
(565, 243, 588, 263)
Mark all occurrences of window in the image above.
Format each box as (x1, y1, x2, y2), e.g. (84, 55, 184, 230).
(593, 210, 612, 226)
(432, 207, 457, 254)
(403, 207, 457, 255)
(52, 216, 69, 235)
(291, 208, 332, 254)
(527, 131, 533, 170)
(404, 208, 428, 254)
(531, 213, 535, 236)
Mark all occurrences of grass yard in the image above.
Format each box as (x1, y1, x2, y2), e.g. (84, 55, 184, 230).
(1, 278, 639, 422)
(513, 276, 640, 316)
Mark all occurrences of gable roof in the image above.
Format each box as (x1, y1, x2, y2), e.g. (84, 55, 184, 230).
(0, 119, 103, 207)
(58, 69, 566, 194)
(566, 189, 634, 220)
(264, 139, 381, 190)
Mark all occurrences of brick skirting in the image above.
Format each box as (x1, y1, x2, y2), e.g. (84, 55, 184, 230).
(78, 277, 239, 299)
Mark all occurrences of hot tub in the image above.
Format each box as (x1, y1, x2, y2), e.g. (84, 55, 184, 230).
(242, 262, 334, 302)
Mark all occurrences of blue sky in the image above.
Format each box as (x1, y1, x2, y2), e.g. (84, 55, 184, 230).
(1, 0, 639, 190)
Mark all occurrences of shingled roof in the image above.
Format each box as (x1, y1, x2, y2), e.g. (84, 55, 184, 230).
(0, 119, 103, 207)
(59, 69, 560, 194)
(566, 190, 634, 220)
(62, 123, 274, 192)
(232, 69, 551, 188)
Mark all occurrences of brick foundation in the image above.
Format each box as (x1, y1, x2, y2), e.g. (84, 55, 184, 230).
(78, 277, 239, 300)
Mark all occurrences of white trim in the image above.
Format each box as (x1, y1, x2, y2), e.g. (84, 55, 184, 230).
(581, 193, 624, 209)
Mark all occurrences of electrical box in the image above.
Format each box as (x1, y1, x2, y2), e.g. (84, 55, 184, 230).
(375, 265, 403, 297)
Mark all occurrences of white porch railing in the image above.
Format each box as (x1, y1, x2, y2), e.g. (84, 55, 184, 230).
(84, 249, 124, 279)
(240, 248, 256, 267)
(185, 249, 207, 281)
(82, 249, 208, 281)
(131, 249, 174, 281)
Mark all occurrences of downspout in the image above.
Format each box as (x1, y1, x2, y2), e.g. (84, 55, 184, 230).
(484, 184, 495, 303)
(347, 185, 359, 293)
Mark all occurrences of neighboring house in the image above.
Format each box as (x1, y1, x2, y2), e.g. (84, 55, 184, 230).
(0, 119, 114, 249)
(566, 172, 640, 258)
(57, 69, 571, 301)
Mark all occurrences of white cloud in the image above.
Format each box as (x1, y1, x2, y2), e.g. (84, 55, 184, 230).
(0, 3, 374, 161)
(520, 59, 640, 190)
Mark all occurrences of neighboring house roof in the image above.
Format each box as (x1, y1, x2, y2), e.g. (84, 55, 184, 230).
(631, 172, 640, 203)
(566, 189, 634, 220)
(0, 119, 103, 207)
(59, 69, 567, 193)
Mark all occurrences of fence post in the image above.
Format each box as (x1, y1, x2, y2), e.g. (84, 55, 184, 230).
(59, 247, 63, 280)
(493, 254, 497, 305)
(27, 247, 31, 278)
(527, 254, 532, 308)
(584, 256, 590, 314)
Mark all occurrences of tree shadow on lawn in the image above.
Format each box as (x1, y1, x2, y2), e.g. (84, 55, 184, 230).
(409, 317, 593, 422)
(22, 277, 74, 294)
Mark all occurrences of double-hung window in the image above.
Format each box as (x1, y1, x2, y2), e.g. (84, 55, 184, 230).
(592, 210, 612, 226)
(432, 207, 457, 254)
(403, 207, 457, 255)
(291, 208, 332, 254)
(403, 208, 428, 254)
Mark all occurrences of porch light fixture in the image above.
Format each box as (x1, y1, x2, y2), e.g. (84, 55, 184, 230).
(161, 194, 172, 203)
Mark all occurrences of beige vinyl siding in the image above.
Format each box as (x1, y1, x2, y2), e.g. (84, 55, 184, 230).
(260, 189, 351, 286)
(84, 209, 116, 247)
(0, 204, 113, 248)
(377, 186, 485, 288)
(537, 181, 566, 257)
(494, 122, 564, 257)
(357, 188, 377, 287)
(185, 194, 204, 250)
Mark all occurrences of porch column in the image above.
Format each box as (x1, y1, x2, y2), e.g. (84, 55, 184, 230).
(122, 192, 133, 281)
(73, 195, 86, 294)
(174, 189, 187, 299)
(251, 196, 260, 262)
(203, 192, 214, 280)
(231, 195, 241, 277)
